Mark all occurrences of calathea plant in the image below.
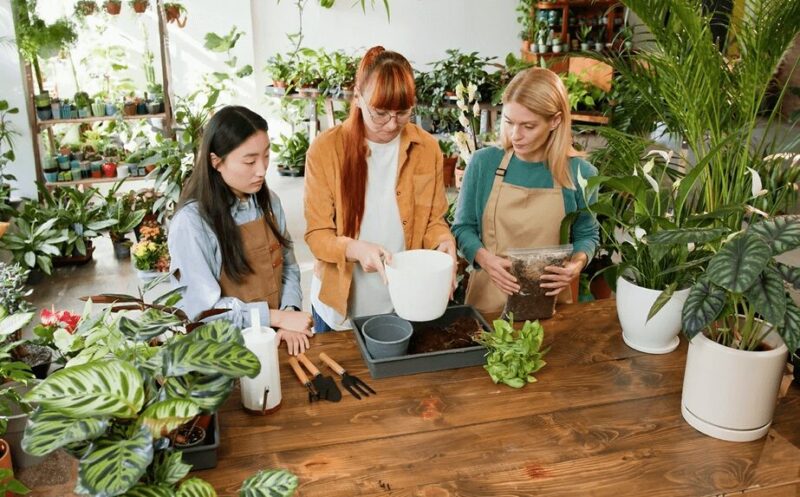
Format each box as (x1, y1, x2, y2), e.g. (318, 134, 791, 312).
(21, 292, 298, 496)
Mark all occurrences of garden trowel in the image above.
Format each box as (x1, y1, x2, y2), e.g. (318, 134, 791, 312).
(297, 353, 342, 402)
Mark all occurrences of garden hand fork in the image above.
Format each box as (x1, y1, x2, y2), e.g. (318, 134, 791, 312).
(319, 352, 376, 400)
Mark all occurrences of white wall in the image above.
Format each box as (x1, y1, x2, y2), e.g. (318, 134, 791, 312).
(0, 0, 37, 200)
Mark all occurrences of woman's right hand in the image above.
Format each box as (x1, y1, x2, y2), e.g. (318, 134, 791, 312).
(271, 309, 313, 334)
(475, 248, 520, 295)
(345, 239, 393, 283)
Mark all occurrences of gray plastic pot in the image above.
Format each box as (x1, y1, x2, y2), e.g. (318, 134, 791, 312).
(362, 315, 413, 359)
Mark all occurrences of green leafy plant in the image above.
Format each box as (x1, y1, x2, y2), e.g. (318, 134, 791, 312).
(21, 300, 299, 496)
(315, 0, 391, 21)
(577, 23, 593, 44)
(678, 216, 800, 351)
(204, 26, 253, 79)
(265, 53, 297, 87)
(0, 99, 20, 222)
(38, 184, 117, 257)
(319, 49, 360, 97)
(0, 214, 68, 275)
(0, 263, 33, 314)
(105, 188, 147, 243)
(474, 316, 548, 388)
(560, 72, 608, 113)
(271, 130, 309, 174)
(516, 0, 536, 42)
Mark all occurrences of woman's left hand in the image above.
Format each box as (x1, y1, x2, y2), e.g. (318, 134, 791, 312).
(436, 239, 458, 295)
(276, 328, 314, 356)
(540, 253, 588, 297)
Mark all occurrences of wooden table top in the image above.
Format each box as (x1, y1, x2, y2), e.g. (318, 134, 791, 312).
(30, 299, 800, 496)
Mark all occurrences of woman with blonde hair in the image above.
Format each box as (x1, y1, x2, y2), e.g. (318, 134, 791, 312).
(305, 46, 456, 331)
(452, 67, 599, 314)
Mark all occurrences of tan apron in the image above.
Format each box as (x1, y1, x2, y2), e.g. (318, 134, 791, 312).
(465, 150, 572, 315)
(219, 216, 283, 309)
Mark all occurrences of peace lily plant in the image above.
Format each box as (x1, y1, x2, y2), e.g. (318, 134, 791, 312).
(20, 276, 299, 496)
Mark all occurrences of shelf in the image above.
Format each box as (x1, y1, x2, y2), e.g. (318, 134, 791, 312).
(43, 176, 151, 189)
(37, 113, 167, 130)
(572, 112, 610, 124)
(537, 0, 618, 8)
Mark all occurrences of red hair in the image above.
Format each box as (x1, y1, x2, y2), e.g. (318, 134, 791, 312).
(341, 46, 416, 238)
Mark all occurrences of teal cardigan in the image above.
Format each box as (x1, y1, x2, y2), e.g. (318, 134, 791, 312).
(452, 146, 600, 265)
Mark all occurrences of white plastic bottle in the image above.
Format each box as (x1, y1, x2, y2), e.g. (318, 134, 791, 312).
(240, 308, 282, 414)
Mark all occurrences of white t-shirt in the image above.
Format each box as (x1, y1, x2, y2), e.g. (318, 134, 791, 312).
(311, 135, 405, 329)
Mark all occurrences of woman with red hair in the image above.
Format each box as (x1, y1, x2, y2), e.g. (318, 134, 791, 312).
(305, 46, 456, 331)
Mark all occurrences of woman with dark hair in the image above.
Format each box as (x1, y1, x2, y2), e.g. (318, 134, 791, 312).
(305, 46, 456, 332)
(169, 105, 313, 354)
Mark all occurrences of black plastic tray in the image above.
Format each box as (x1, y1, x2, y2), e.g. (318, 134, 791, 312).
(180, 413, 219, 471)
(352, 305, 491, 379)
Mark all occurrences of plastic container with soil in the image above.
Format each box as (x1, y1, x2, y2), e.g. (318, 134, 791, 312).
(352, 305, 491, 378)
(504, 245, 573, 321)
(177, 414, 219, 470)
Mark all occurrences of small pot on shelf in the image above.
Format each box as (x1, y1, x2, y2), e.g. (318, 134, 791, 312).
(102, 161, 117, 178)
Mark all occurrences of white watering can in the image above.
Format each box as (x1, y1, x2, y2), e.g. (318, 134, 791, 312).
(240, 308, 282, 414)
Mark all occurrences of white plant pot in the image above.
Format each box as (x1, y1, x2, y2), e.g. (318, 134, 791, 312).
(552, 44, 562, 53)
(682, 326, 788, 442)
(386, 249, 453, 322)
(116, 164, 129, 178)
(136, 269, 163, 282)
(616, 276, 690, 354)
(538, 44, 548, 53)
(581, 43, 590, 51)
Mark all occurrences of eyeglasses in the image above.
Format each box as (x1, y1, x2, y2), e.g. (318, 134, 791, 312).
(359, 96, 413, 126)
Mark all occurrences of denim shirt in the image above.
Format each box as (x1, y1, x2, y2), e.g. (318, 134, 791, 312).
(168, 189, 302, 329)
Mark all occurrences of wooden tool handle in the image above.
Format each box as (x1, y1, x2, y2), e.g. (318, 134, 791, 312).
(288, 356, 310, 385)
(297, 353, 320, 376)
(319, 352, 345, 375)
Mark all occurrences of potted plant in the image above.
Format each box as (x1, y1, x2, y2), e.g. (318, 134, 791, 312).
(578, 24, 592, 51)
(0, 310, 40, 471)
(594, 25, 606, 51)
(516, 0, 535, 52)
(0, 263, 33, 317)
(164, 2, 187, 26)
(265, 53, 296, 92)
(129, 0, 148, 13)
(320, 50, 359, 98)
(675, 216, 800, 441)
(75, 0, 98, 16)
(106, 191, 147, 260)
(20, 295, 299, 496)
(618, 25, 634, 51)
(0, 100, 19, 237)
(271, 131, 309, 177)
(132, 228, 170, 280)
(0, 209, 68, 278)
(103, 0, 121, 15)
(536, 22, 550, 54)
(438, 137, 457, 188)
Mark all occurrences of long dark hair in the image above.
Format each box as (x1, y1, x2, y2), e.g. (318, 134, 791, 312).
(178, 105, 290, 284)
(341, 46, 416, 237)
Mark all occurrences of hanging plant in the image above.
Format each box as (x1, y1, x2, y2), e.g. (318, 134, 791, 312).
(164, 2, 187, 27)
(129, 0, 148, 13)
(103, 0, 121, 15)
(75, 0, 98, 16)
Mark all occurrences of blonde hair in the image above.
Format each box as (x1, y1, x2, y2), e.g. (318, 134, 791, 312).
(501, 67, 583, 189)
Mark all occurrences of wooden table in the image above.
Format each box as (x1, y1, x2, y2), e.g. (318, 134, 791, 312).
(31, 300, 800, 496)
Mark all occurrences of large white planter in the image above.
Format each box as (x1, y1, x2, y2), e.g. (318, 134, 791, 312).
(682, 327, 788, 442)
(616, 277, 690, 354)
(386, 249, 453, 322)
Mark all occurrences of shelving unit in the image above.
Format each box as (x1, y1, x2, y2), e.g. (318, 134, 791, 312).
(19, 0, 175, 188)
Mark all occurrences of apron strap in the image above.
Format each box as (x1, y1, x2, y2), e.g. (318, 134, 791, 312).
(493, 150, 514, 180)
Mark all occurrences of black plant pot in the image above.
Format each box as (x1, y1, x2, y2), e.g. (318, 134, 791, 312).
(113, 240, 132, 259)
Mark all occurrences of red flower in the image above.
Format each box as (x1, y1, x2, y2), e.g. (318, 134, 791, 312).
(39, 307, 81, 334)
(40, 308, 59, 327)
(55, 310, 81, 334)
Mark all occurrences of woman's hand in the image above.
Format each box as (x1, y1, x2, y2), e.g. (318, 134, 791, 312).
(436, 239, 458, 295)
(475, 248, 520, 295)
(540, 253, 588, 297)
(346, 239, 393, 283)
(270, 309, 313, 334)
(276, 328, 313, 356)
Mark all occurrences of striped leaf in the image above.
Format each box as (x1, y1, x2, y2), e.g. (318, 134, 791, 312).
(137, 399, 200, 438)
(177, 478, 217, 497)
(122, 484, 176, 497)
(153, 451, 192, 486)
(22, 409, 109, 457)
(164, 340, 260, 379)
(646, 227, 728, 246)
(707, 233, 771, 293)
(0, 312, 34, 337)
(189, 320, 244, 345)
(25, 359, 144, 418)
(682, 277, 727, 338)
(749, 216, 800, 255)
(745, 266, 788, 328)
(239, 469, 299, 497)
(77, 425, 153, 497)
(782, 301, 800, 352)
(776, 262, 800, 289)
(162, 373, 234, 412)
(119, 310, 182, 342)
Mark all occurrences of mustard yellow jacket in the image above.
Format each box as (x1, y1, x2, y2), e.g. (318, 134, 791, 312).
(304, 123, 454, 316)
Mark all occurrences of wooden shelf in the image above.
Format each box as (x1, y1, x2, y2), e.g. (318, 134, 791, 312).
(572, 112, 610, 125)
(43, 176, 151, 189)
(37, 113, 167, 130)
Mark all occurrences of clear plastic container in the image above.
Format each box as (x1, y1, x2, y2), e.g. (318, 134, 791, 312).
(503, 244, 573, 321)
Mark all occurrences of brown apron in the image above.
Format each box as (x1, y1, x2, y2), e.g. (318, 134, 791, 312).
(219, 217, 283, 309)
(465, 150, 572, 315)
